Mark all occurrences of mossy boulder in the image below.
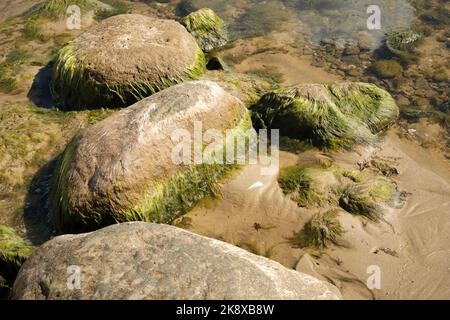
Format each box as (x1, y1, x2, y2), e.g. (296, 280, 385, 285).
(51, 81, 250, 233)
(51, 14, 206, 110)
(0, 225, 34, 290)
(386, 28, 422, 61)
(372, 60, 403, 79)
(182, 8, 228, 53)
(251, 83, 399, 150)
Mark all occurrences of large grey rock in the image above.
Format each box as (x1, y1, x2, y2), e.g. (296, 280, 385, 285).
(12, 223, 341, 300)
(51, 80, 249, 233)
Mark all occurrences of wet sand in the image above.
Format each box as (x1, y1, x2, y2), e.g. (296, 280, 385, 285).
(182, 129, 450, 300)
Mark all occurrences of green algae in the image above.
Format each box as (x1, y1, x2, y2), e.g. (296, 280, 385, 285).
(251, 83, 399, 150)
(51, 44, 206, 109)
(0, 225, 34, 288)
(182, 8, 228, 52)
(293, 210, 344, 249)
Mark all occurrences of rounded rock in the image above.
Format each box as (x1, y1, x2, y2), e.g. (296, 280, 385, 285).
(12, 222, 342, 300)
(50, 80, 250, 233)
(51, 14, 206, 109)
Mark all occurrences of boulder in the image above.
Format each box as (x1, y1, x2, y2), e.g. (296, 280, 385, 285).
(251, 82, 399, 149)
(182, 8, 228, 53)
(371, 60, 403, 79)
(51, 81, 250, 233)
(12, 222, 341, 300)
(51, 14, 206, 109)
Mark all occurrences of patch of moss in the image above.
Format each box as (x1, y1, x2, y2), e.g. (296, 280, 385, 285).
(0, 225, 34, 287)
(182, 8, 228, 52)
(372, 60, 403, 79)
(245, 67, 284, 85)
(385, 29, 422, 62)
(94, 0, 128, 21)
(32, 0, 93, 19)
(0, 46, 30, 94)
(251, 83, 398, 150)
(278, 166, 324, 207)
(279, 164, 397, 221)
(21, 19, 47, 42)
(0, 103, 114, 228)
(338, 185, 380, 221)
(292, 210, 344, 248)
(51, 43, 206, 109)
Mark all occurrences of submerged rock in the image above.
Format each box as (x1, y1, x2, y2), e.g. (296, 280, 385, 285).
(385, 28, 422, 61)
(182, 8, 228, 52)
(12, 222, 341, 300)
(51, 14, 206, 109)
(0, 225, 34, 289)
(50, 81, 250, 233)
(251, 83, 398, 149)
(371, 60, 403, 79)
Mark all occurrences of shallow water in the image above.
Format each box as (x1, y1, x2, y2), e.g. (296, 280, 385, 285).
(177, 0, 416, 48)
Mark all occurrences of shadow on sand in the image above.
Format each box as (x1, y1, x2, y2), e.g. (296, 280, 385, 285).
(23, 155, 60, 245)
(27, 62, 55, 109)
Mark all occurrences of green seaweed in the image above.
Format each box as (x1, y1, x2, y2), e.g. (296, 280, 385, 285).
(385, 28, 422, 61)
(338, 185, 381, 221)
(278, 166, 324, 207)
(32, 0, 93, 19)
(371, 60, 403, 79)
(251, 83, 398, 150)
(0, 225, 34, 287)
(51, 44, 206, 109)
(278, 164, 397, 221)
(94, 0, 128, 21)
(182, 8, 228, 52)
(293, 210, 344, 248)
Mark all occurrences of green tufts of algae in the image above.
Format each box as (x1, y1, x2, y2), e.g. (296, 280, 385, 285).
(278, 164, 397, 222)
(251, 83, 399, 150)
(182, 8, 228, 53)
(51, 111, 253, 233)
(31, 0, 94, 19)
(0, 225, 34, 286)
(292, 210, 344, 249)
(50, 45, 206, 110)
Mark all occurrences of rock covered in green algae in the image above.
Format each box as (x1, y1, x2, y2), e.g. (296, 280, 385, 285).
(182, 8, 228, 53)
(50, 81, 250, 233)
(371, 60, 404, 79)
(51, 14, 206, 110)
(0, 225, 34, 289)
(12, 222, 341, 300)
(251, 83, 399, 150)
(386, 28, 422, 61)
